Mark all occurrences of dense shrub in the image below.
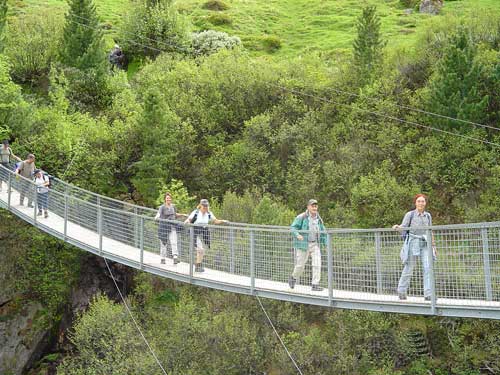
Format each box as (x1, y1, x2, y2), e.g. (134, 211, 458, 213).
(118, 0, 191, 59)
(261, 35, 282, 52)
(191, 30, 241, 56)
(207, 12, 232, 25)
(202, 0, 230, 11)
(4, 11, 62, 84)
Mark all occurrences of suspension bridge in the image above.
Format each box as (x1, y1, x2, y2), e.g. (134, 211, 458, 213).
(1, 165, 499, 320)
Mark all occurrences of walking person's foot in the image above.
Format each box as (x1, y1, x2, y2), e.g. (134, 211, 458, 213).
(288, 276, 296, 289)
(44, 211, 48, 218)
(173, 255, 180, 265)
(398, 293, 407, 300)
(161, 258, 166, 264)
(311, 284, 323, 292)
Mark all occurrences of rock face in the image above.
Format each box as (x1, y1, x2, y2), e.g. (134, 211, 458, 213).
(419, 0, 443, 15)
(0, 301, 50, 375)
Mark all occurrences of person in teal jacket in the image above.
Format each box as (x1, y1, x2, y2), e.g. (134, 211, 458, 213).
(288, 199, 327, 292)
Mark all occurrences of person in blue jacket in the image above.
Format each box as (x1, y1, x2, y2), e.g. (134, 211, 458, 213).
(288, 199, 327, 291)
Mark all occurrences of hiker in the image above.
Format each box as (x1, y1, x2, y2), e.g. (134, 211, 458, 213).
(15, 153, 36, 207)
(393, 194, 437, 301)
(0, 140, 21, 192)
(154, 192, 185, 265)
(288, 199, 327, 292)
(184, 199, 228, 273)
(108, 44, 127, 70)
(34, 169, 50, 218)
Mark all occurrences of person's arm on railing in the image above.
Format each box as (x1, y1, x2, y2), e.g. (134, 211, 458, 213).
(291, 215, 304, 241)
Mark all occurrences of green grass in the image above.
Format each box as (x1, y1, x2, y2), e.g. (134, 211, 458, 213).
(8, 0, 500, 58)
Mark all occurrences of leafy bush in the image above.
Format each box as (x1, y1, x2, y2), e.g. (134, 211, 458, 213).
(191, 30, 241, 56)
(4, 10, 62, 84)
(202, 0, 230, 11)
(261, 35, 282, 52)
(399, 0, 420, 8)
(207, 12, 232, 25)
(118, 1, 191, 59)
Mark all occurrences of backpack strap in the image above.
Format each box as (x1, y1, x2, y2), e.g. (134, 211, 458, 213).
(191, 209, 199, 224)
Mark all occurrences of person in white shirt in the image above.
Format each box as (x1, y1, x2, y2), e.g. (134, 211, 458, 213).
(33, 169, 50, 218)
(184, 199, 228, 273)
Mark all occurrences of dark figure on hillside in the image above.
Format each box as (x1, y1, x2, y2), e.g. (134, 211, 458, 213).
(108, 44, 127, 70)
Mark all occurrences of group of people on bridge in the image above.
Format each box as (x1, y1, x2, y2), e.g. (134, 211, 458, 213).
(155, 191, 436, 300)
(1, 139, 435, 300)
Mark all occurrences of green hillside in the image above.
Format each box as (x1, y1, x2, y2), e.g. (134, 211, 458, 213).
(9, 0, 500, 57)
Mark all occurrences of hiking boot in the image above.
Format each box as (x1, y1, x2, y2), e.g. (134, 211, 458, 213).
(288, 276, 296, 289)
(398, 293, 407, 300)
(195, 263, 205, 273)
(424, 296, 431, 301)
(173, 255, 180, 265)
(44, 211, 48, 218)
(27, 203, 34, 208)
(161, 258, 166, 264)
(37, 211, 43, 216)
(311, 284, 324, 292)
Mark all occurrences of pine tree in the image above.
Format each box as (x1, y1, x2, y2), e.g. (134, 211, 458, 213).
(352, 5, 386, 85)
(0, 0, 7, 53)
(60, 0, 106, 71)
(426, 30, 489, 130)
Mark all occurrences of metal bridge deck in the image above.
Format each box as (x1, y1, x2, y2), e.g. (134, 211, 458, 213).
(1, 166, 500, 319)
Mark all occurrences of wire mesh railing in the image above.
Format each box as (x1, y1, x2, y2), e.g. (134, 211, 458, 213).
(1, 164, 500, 316)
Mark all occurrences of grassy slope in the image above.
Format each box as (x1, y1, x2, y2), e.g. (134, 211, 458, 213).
(8, 0, 500, 57)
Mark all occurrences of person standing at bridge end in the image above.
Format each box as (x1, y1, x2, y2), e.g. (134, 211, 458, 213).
(288, 199, 326, 292)
(0, 140, 21, 192)
(393, 194, 437, 301)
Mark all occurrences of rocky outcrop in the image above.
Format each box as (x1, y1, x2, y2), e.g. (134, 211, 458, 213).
(419, 0, 443, 15)
(0, 301, 50, 375)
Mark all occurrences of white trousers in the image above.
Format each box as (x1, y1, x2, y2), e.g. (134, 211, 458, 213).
(292, 242, 321, 285)
(160, 229, 178, 257)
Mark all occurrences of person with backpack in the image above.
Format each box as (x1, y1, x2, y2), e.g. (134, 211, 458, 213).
(184, 199, 228, 273)
(0, 140, 21, 192)
(392, 194, 437, 301)
(15, 153, 36, 207)
(288, 199, 327, 292)
(155, 192, 186, 265)
(33, 169, 50, 218)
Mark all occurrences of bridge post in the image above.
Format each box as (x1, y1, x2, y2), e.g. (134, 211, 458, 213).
(7, 171, 11, 209)
(64, 194, 68, 240)
(139, 216, 144, 270)
(33, 184, 38, 224)
(481, 228, 492, 301)
(427, 229, 437, 315)
(189, 226, 194, 279)
(250, 230, 255, 294)
(375, 232, 382, 295)
(134, 207, 139, 248)
(98, 206, 103, 255)
(327, 232, 333, 306)
(230, 227, 235, 274)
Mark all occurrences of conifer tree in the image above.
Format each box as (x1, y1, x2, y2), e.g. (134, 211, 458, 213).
(426, 30, 489, 130)
(60, 0, 106, 71)
(352, 5, 386, 85)
(0, 0, 7, 53)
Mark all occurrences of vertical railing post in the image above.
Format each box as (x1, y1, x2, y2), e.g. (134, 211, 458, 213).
(481, 228, 492, 301)
(7, 171, 11, 209)
(64, 193, 68, 240)
(375, 232, 382, 295)
(189, 226, 194, 279)
(134, 207, 139, 248)
(33, 184, 38, 223)
(139, 216, 144, 269)
(98, 206, 103, 255)
(250, 230, 255, 294)
(230, 227, 235, 274)
(427, 229, 437, 314)
(327, 232, 333, 306)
